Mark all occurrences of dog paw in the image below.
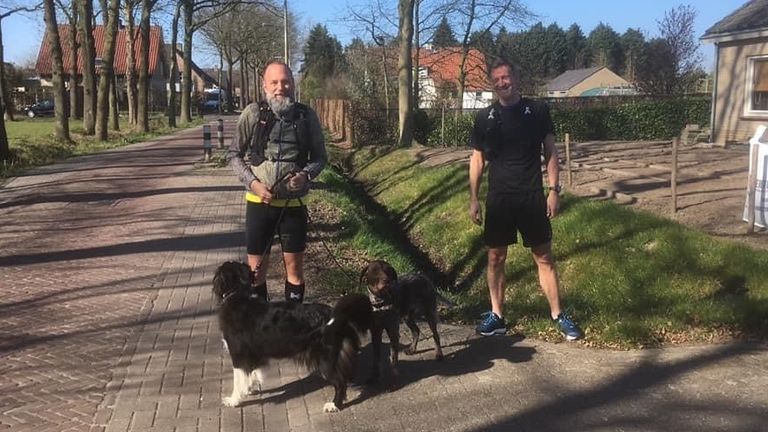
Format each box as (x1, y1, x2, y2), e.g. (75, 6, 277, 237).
(323, 402, 340, 413)
(403, 347, 416, 355)
(222, 396, 242, 407)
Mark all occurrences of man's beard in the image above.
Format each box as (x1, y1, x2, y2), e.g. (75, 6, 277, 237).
(267, 94, 294, 115)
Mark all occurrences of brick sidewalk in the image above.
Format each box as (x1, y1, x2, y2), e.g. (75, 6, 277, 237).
(1, 122, 766, 432)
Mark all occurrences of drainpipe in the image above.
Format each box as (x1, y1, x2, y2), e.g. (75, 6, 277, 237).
(710, 41, 719, 144)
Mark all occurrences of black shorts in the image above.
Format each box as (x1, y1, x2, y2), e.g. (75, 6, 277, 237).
(483, 192, 552, 248)
(245, 202, 307, 255)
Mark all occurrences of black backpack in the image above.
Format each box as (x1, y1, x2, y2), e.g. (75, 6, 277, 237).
(250, 100, 311, 167)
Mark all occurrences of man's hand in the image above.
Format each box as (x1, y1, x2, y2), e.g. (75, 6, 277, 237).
(286, 171, 308, 192)
(469, 199, 483, 225)
(249, 180, 273, 204)
(546, 191, 559, 218)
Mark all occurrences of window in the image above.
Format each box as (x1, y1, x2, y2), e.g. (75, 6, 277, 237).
(746, 56, 768, 114)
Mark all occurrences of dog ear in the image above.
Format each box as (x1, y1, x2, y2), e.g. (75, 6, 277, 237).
(387, 264, 398, 282)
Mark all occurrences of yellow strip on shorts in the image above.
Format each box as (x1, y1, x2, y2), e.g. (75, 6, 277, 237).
(245, 192, 305, 207)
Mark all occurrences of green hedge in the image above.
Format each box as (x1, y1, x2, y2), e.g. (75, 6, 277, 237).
(418, 97, 711, 145)
(552, 97, 711, 141)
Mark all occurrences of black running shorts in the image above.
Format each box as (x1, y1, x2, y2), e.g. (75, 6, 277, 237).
(483, 192, 552, 248)
(245, 202, 308, 254)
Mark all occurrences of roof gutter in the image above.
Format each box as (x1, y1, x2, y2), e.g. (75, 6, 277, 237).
(701, 28, 768, 43)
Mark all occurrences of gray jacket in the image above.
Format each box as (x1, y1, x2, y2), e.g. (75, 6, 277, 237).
(226, 102, 327, 198)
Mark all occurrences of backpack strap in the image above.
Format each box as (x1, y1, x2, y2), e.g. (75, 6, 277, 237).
(250, 101, 311, 167)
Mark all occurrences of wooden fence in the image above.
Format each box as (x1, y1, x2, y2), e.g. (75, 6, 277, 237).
(309, 98, 353, 145)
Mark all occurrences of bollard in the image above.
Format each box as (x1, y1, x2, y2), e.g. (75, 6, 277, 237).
(203, 124, 212, 162)
(217, 118, 224, 149)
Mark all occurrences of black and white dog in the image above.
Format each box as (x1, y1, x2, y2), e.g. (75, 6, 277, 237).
(212, 261, 372, 412)
(360, 260, 444, 386)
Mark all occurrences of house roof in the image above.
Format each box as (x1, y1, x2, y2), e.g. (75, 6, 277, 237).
(36, 25, 165, 76)
(546, 67, 603, 91)
(417, 47, 490, 92)
(171, 47, 218, 86)
(702, 0, 768, 40)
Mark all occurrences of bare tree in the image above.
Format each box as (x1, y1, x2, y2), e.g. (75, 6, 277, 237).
(123, 0, 138, 124)
(135, 0, 158, 132)
(166, 0, 182, 127)
(346, 0, 455, 111)
(452, 0, 531, 113)
(657, 4, 702, 94)
(397, 0, 414, 146)
(1, 2, 43, 160)
(54, 0, 81, 119)
(346, 4, 396, 121)
(78, 0, 97, 134)
(95, 0, 119, 141)
(43, 0, 73, 143)
(176, 0, 277, 123)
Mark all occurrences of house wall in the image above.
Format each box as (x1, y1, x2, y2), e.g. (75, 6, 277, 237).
(418, 77, 492, 109)
(713, 37, 768, 145)
(462, 91, 493, 109)
(568, 69, 628, 97)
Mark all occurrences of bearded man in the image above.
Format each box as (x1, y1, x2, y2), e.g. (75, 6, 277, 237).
(226, 60, 327, 303)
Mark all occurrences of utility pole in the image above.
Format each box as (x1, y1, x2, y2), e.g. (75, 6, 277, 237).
(283, 0, 289, 65)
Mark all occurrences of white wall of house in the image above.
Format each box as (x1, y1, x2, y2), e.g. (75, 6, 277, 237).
(462, 90, 493, 109)
(418, 74, 492, 109)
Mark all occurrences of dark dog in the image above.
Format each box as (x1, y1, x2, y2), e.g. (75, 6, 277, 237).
(360, 260, 444, 386)
(213, 261, 372, 412)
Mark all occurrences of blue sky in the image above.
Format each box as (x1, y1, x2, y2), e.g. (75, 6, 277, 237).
(2, 0, 749, 70)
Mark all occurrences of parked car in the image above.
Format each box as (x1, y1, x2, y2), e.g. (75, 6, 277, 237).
(201, 99, 221, 113)
(24, 100, 55, 118)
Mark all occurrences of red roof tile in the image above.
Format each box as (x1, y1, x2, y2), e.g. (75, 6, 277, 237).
(36, 25, 165, 77)
(416, 47, 490, 91)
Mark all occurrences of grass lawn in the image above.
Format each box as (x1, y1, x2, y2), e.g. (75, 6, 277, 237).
(3, 114, 203, 179)
(311, 145, 768, 349)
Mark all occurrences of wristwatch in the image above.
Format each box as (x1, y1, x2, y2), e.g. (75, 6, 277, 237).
(549, 184, 562, 194)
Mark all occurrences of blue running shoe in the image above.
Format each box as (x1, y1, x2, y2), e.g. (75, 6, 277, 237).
(476, 312, 506, 336)
(554, 313, 583, 341)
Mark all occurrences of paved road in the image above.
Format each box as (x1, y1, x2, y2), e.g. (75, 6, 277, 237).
(1, 122, 766, 432)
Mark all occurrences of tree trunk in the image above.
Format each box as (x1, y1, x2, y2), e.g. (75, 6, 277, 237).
(225, 57, 234, 112)
(166, 1, 181, 128)
(240, 56, 248, 107)
(382, 49, 390, 125)
(0, 22, 10, 160)
(68, 1, 80, 119)
(110, 76, 119, 130)
(125, 1, 137, 125)
(456, 45, 469, 116)
(397, 0, 415, 147)
(412, 0, 420, 108)
(137, 0, 151, 132)
(0, 23, 15, 123)
(96, 0, 120, 141)
(43, 0, 72, 144)
(255, 64, 261, 103)
(180, 0, 193, 124)
(79, 0, 96, 135)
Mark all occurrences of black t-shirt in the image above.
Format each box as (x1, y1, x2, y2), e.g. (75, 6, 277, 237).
(470, 98, 555, 195)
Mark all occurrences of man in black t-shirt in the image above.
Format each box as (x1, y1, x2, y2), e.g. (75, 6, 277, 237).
(468, 60, 582, 341)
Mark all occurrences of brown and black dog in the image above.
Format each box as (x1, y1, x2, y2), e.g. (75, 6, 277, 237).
(360, 260, 444, 386)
